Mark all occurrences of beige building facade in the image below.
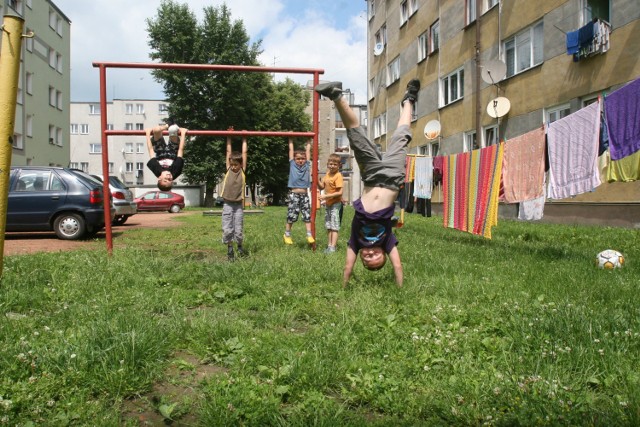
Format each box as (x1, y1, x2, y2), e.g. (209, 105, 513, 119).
(367, 0, 640, 226)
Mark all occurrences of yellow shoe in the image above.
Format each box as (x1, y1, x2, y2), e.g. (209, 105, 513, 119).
(283, 234, 293, 245)
(306, 235, 315, 244)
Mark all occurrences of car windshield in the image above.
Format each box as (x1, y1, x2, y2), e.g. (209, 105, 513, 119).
(108, 176, 129, 189)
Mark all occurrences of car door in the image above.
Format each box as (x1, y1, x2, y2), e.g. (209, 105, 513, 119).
(157, 192, 173, 210)
(7, 169, 67, 231)
(138, 192, 159, 210)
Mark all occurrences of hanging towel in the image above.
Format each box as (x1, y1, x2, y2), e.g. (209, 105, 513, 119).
(441, 144, 503, 239)
(547, 101, 601, 199)
(607, 150, 640, 182)
(566, 30, 579, 54)
(413, 157, 433, 199)
(518, 195, 545, 221)
(605, 77, 640, 161)
(502, 127, 546, 203)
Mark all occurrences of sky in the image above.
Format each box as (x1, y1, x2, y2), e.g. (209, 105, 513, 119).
(52, 0, 368, 104)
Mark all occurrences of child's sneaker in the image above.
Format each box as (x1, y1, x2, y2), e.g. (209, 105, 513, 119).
(402, 78, 421, 105)
(306, 235, 315, 244)
(314, 81, 343, 101)
(283, 234, 293, 245)
(227, 247, 235, 261)
(324, 246, 336, 254)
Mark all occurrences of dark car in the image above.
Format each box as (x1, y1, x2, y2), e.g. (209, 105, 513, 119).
(135, 191, 185, 213)
(7, 167, 115, 240)
(91, 174, 137, 225)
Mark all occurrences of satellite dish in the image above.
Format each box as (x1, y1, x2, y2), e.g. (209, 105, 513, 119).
(487, 97, 511, 118)
(424, 120, 441, 140)
(481, 60, 507, 85)
(373, 42, 384, 56)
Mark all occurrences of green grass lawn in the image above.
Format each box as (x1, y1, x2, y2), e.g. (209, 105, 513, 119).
(1, 207, 639, 425)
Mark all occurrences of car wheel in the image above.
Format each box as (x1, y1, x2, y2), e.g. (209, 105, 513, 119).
(53, 213, 86, 240)
(169, 204, 181, 213)
(112, 215, 129, 226)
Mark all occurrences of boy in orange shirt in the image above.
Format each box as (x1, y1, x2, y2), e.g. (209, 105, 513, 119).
(318, 153, 344, 254)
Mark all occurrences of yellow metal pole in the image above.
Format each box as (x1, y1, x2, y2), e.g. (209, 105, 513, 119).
(0, 14, 25, 277)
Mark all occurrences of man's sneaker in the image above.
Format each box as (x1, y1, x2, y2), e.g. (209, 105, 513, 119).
(283, 234, 293, 245)
(314, 81, 343, 101)
(402, 79, 421, 105)
(306, 235, 316, 244)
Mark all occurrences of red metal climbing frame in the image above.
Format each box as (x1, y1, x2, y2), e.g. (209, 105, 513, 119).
(92, 61, 324, 254)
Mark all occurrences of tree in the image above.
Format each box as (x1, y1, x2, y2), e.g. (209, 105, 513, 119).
(147, 1, 312, 206)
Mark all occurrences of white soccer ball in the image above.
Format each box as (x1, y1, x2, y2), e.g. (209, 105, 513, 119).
(595, 249, 625, 269)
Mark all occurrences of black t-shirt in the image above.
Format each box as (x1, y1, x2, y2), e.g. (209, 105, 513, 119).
(146, 156, 184, 179)
(347, 198, 398, 254)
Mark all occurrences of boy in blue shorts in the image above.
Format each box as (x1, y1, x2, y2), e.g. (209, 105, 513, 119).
(315, 78, 420, 288)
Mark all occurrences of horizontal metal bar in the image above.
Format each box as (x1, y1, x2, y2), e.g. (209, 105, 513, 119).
(92, 61, 324, 75)
(104, 130, 314, 137)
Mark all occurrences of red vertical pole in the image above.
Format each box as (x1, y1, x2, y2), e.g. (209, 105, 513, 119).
(98, 64, 113, 255)
(310, 72, 321, 250)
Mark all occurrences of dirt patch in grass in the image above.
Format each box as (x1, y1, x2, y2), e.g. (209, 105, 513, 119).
(121, 351, 227, 426)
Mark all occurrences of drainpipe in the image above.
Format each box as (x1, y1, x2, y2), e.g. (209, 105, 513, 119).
(0, 13, 25, 277)
(475, 0, 482, 145)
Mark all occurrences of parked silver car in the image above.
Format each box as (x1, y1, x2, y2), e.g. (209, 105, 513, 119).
(91, 174, 137, 225)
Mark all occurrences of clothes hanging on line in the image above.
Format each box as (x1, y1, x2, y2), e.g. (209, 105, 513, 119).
(605, 77, 640, 161)
(413, 156, 433, 199)
(501, 126, 546, 203)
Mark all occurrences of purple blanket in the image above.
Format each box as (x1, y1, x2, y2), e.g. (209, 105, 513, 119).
(605, 78, 640, 160)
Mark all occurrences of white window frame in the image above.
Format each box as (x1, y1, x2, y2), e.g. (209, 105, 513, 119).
(375, 25, 387, 46)
(56, 53, 62, 73)
(80, 162, 89, 173)
(136, 123, 144, 130)
(136, 142, 144, 153)
(56, 128, 63, 146)
(369, 0, 375, 19)
(581, 94, 599, 107)
(545, 103, 571, 124)
(90, 143, 102, 154)
(400, 0, 409, 26)
(369, 77, 376, 100)
(440, 67, 464, 107)
(464, 131, 479, 152)
(158, 103, 168, 113)
(49, 86, 56, 107)
(430, 21, 440, 53)
(484, 124, 499, 147)
(466, 0, 477, 25)
(125, 142, 134, 153)
(125, 123, 133, 131)
(387, 57, 401, 86)
(418, 31, 428, 62)
(504, 21, 544, 78)
(136, 103, 145, 114)
(80, 124, 89, 135)
(70, 123, 79, 134)
(108, 162, 114, 173)
(13, 133, 23, 149)
(48, 48, 56, 69)
(26, 115, 33, 137)
(126, 162, 134, 173)
(56, 90, 63, 110)
(26, 72, 33, 95)
(136, 162, 144, 171)
(89, 104, 100, 115)
(582, 0, 610, 24)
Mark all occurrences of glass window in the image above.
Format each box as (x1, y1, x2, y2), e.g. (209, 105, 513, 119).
(158, 103, 168, 113)
(125, 123, 133, 131)
(583, 0, 609, 23)
(369, 0, 375, 19)
(26, 115, 33, 137)
(418, 31, 428, 62)
(545, 104, 571, 123)
(80, 124, 89, 134)
(126, 162, 134, 172)
(126, 103, 133, 114)
(89, 104, 100, 115)
(136, 142, 144, 153)
(136, 123, 144, 130)
(26, 72, 33, 95)
(484, 125, 499, 147)
(430, 21, 440, 53)
(467, 0, 477, 25)
(387, 57, 401, 86)
(375, 25, 387, 46)
(441, 67, 464, 107)
(504, 21, 544, 77)
(400, 0, 409, 25)
(464, 131, 479, 152)
(125, 142, 134, 153)
(90, 143, 102, 154)
(136, 104, 145, 114)
(108, 162, 114, 173)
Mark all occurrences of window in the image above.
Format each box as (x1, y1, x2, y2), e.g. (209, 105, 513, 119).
(484, 125, 499, 147)
(418, 31, 428, 62)
(464, 131, 479, 152)
(90, 143, 102, 154)
(545, 104, 571, 124)
(369, 77, 376, 100)
(25, 31, 33, 52)
(441, 67, 464, 107)
(49, 10, 57, 30)
(13, 133, 23, 149)
(26, 115, 33, 137)
(108, 162, 114, 173)
(107, 123, 114, 130)
(125, 103, 133, 114)
(419, 143, 439, 157)
(430, 21, 440, 53)
(504, 21, 544, 78)
(56, 128, 63, 146)
(56, 91, 63, 110)
(400, 1, 409, 25)
(582, 94, 599, 107)
(375, 25, 387, 46)
(583, 0, 609, 23)
(89, 104, 100, 115)
(136, 104, 145, 114)
(80, 162, 89, 172)
(8, 0, 23, 14)
(48, 49, 57, 69)
(136, 142, 144, 153)
(136, 162, 144, 171)
(158, 103, 168, 113)
(387, 57, 400, 86)
(80, 124, 89, 134)
(373, 113, 387, 138)
(49, 125, 55, 144)
(136, 123, 144, 130)
(125, 123, 133, 131)
(125, 142, 134, 153)
(70, 162, 78, 169)
(56, 53, 62, 73)
(126, 162, 134, 173)
(26, 72, 33, 95)
(369, 0, 375, 19)
(466, 0, 477, 25)
(49, 86, 56, 106)
(70, 124, 79, 134)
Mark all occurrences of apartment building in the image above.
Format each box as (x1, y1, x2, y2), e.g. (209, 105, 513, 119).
(367, 0, 640, 224)
(4, 0, 70, 166)
(69, 99, 173, 186)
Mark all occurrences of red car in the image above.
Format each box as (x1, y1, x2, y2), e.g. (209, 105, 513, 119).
(135, 191, 185, 213)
